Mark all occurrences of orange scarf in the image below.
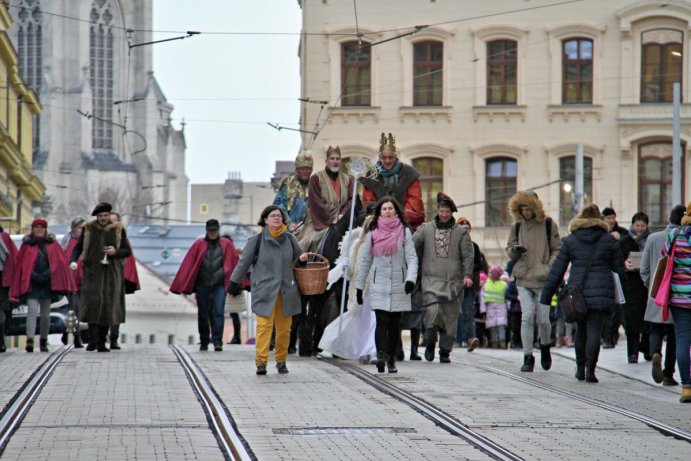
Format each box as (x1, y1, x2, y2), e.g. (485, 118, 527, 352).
(269, 224, 287, 239)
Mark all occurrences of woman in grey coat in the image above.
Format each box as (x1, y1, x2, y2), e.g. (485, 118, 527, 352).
(355, 197, 418, 373)
(228, 205, 307, 375)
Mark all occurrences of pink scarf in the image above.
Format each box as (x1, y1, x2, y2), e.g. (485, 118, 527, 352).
(371, 216, 404, 256)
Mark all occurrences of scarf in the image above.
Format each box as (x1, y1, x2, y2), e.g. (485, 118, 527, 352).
(434, 215, 455, 230)
(371, 216, 404, 257)
(269, 223, 287, 239)
(629, 226, 651, 251)
(377, 160, 403, 195)
(682, 215, 691, 227)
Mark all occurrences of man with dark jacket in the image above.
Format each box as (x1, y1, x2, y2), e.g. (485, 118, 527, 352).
(506, 191, 561, 372)
(602, 207, 629, 240)
(170, 219, 238, 351)
(455, 217, 486, 351)
(601, 206, 628, 347)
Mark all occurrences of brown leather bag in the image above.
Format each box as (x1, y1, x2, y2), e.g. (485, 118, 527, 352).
(650, 228, 681, 298)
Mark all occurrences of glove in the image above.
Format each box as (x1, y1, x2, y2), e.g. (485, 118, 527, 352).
(405, 281, 415, 294)
(356, 289, 363, 305)
(227, 281, 243, 297)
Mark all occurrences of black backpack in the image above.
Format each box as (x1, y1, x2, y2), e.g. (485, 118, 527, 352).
(514, 216, 553, 248)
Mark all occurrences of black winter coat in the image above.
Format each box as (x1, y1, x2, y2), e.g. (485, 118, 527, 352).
(619, 232, 647, 314)
(540, 218, 626, 312)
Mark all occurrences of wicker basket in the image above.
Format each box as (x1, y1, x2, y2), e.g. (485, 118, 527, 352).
(293, 253, 330, 295)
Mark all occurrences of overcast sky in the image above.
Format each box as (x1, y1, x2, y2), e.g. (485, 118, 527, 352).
(152, 1, 302, 184)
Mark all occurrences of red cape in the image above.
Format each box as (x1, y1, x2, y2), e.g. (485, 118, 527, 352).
(12, 237, 75, 301)
(169, 238, 238, 295)
(1, 231, 18, 288)
(63, 235, 83, 290)
(124, 254, 141, 293)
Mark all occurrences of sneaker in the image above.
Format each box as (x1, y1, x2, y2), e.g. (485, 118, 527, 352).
(651, 353, 663, 384)
(467, 337, 480, 352)
(276, 362, 289, 374)
(256, 363, 267, 375)
(214, 342, 223, 352)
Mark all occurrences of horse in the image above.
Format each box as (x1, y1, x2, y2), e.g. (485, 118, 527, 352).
(293, 199, 364, 356)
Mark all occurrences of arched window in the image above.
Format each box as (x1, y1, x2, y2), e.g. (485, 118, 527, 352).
(562, 38, 593, 104)
(485, 157, 517, 226)
(641, 29, 683, 103)
(412, 157, 443, 221)
(413, 41, 443, 106)
(638, 142, 684, 225)
(16, 0, 42, 162)
(341, 41, 371, 106)
(487, 40, 517, 105)
(90, 0, 114, 150)
(559, 156, 593, 226)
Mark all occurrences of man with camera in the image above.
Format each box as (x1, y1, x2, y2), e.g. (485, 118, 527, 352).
(506, 191, 561, 372)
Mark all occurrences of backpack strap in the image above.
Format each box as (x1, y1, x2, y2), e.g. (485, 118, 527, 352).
(252, 232, 262, 264)
(545, 217, 552, 248)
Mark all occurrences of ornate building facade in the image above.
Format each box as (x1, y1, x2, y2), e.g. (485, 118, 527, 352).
(299, 0, 691, 261)
(9, 0, 187, 224)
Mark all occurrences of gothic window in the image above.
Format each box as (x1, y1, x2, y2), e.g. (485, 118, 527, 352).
(638, 142, 684, 226)
(487, 40, 517, 105)
(341, 41, 371, 106)
(641, 29, 683, 103)
(90, 0, 114, 150)
(485, 157, 517, 226)
(412, 157, 443, 221)
(413, 41, 443, 106)
(562, 38, 593, 104)
(559, 156, 593, 226)
(16, 0, 42, 161)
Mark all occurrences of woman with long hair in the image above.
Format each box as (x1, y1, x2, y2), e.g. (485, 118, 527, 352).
(355, 197, 418, 373)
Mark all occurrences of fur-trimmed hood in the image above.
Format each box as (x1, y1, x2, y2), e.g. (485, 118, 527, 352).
(22, 233, 57, 245)
(568, 217, 609, 233)
(508, 191, 546, 222)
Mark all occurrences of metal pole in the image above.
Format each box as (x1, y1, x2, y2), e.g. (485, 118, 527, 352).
(575, 144, 584, 214)
(672, 82, 682, 205)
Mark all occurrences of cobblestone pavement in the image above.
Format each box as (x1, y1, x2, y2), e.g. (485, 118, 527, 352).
(0, 342, 689, 460)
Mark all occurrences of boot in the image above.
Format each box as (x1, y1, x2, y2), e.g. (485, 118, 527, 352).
(575, 364, 585, 381)
(39, 338, 49, 352)
(439, 349, 451, 363)
(395, 335, 405, 361)
(86, 324, 98, 351)
(651, 353, 663, 384)
(110, 335, 121, 350)
(73, 330, 84, 349)
(376, 352, 385, 373)
(409, 328, 422, 360)
(520, 354, 534, 372)
(540, 344, 552, 371)
(229, 315, 242, 345)
(564, 336, 574, 348)
(61, 331, 68, 345)
(25, 338, 34, 353)
(680, 385, 691, 403)
(424, 342, 436, 362)
(585, 364, 598, 383)
(229, 335, 241, 345)
(0, 329, 5, 353)
(386, 354, 397, 373)
(97, 326, 110, 352)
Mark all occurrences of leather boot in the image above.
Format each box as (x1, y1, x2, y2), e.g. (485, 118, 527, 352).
(39, 338, 49, 352)
(520, 354, 534, 372)
(395, 334, 405, 361)
(110, 334, 121, 350)
(424, 342, 436, 362)
(575, 364, 585, 381)
(0, 328, 6, 353)
(376, 352, 385, 373)
(25, 338, 34, 353)
(73, 329, 84, 348)
(386, 354, 397, 373)
(585, 363, 598, 383)
(97, 326, 110, 352)
(86, 324, 98, 351)
(540, 344, 552, 370)
(439, 349, 451, 363)
(409, 328, 422, 360)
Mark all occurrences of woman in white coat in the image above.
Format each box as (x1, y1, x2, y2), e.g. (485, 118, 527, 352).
(355, 197, 418, 373)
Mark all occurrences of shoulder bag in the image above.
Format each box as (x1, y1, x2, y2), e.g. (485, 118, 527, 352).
(650, 228, 681, 298)
(558, 235, 602, 323)
(654, 230, 682, 321)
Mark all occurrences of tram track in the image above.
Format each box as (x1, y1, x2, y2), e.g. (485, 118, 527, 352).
(326, 359, 525, 461)
(170, 345, 255, 461)
(0, 345, 72, 455)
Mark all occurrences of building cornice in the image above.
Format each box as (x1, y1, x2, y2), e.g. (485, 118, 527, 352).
(617, 0, 691, 32)
(470, 24, 530, 41)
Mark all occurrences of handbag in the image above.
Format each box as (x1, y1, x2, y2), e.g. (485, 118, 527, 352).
(650, 228, 681, 298)
(654, 230, 680, 322)
(558, 235, 602, 323)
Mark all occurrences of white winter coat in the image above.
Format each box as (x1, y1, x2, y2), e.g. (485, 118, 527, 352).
(355, 228, 418, 312)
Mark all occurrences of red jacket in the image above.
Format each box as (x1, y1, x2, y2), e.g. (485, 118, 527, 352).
(12, 235, 75, 301)
(169, 237, 238, 295)
(124, 254, 141, 294)
(1, 231, 18, 288)
(63, 235, 84, 291)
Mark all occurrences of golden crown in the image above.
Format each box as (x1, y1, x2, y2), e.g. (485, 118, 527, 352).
(326, 145, 341, 157)
(379, 132, 396, 152)
(295, 151, 314, 169)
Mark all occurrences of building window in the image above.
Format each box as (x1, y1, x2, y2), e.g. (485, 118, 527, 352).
(562, 38, 593, 104)
(341, 41, 371, 106)
(485, 157, 517, 226)
(412, 157, 443, 221)
(16, 0, 42, 162)
(90, 0, 114, 150)
(413, 41, 443, 106)
(641, 29, 683, 103)
(559, 156, 593, 226)
(639, 142, 684, 225)
(487, 40, 517, 105)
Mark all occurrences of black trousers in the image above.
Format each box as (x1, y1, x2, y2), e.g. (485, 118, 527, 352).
(624, 302, 649, 358)
(375, 310, 402, 357)
(649, 322, 676, 377)
(575, 310, 607, 368)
